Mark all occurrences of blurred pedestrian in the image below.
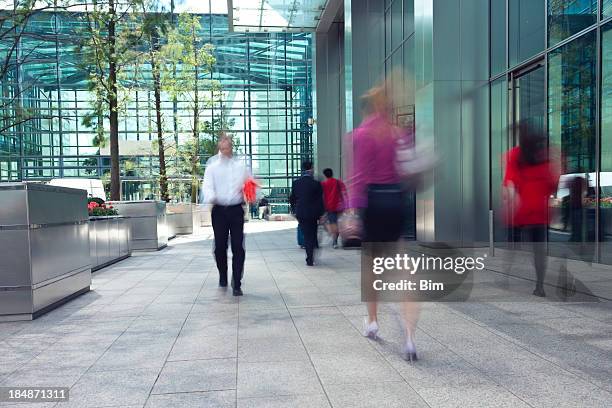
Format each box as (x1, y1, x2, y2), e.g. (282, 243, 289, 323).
(250, 202, 258, 220)
(258, 196, 269, 220)
(503, 122, 560, 297)
(290, 161, 325, 266)
(345, 79, 420, 361)
(321, 168, 346, 248)
(202, 135, 250, 296)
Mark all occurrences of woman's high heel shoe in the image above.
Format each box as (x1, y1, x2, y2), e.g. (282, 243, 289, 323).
(402, 337, 418, 361)
(362, 318, 379, 340)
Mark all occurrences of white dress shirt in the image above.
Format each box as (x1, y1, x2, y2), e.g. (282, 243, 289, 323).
(202, 153, 249, 206)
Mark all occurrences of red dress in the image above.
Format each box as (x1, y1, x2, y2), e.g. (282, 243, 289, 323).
(503, 147, 559, 227)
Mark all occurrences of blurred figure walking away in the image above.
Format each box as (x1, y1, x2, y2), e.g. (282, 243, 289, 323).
(202, 135, 250, 296)
(321, 168, 346, 248)
(290, 161, 325, 266)
(250, 202, 258, 220)
(503, 122, 559, 297)
(344, 80, 420, 361)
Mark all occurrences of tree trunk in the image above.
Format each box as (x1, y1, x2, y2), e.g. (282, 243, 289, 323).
(151, 34, 168, 202)
(108, 0, 120, 201)
(190, 25, 199, 203)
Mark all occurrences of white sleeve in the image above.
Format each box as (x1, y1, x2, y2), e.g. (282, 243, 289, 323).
(244, 162, 251, 183)
(202, 165, 216, 204)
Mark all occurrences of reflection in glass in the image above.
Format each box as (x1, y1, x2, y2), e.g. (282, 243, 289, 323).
(515, 66, 545, 134)
(548, 0, 597, 47)
(605, 0, 612, 19)
(509, 0, 545, 67)
(548, 32, 596, 255)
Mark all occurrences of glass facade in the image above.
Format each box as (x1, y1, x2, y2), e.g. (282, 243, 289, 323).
(490, 0, 612, 261)
(0, 6, 313, 201)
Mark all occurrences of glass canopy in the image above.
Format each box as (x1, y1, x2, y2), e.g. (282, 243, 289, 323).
(229, 0, 327, 32)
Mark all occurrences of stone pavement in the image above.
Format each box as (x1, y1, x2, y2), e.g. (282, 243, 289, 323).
(0, 221, 611, 408)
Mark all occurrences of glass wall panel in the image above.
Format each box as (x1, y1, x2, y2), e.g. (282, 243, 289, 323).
(491, 0, 507, 75)
(600, 22, 612, 254)
(548, 31, 596, 250)
(404, 0, 414, 38)
(391, 0, 402, 51)
(491, 77, 508, 242)
(509, 0, 545, 67)
(548, 0, 597, 46)
(601, 23, 612, 172)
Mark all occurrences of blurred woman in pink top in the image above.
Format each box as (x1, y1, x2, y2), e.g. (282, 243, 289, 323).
(345, 79, 420, 361)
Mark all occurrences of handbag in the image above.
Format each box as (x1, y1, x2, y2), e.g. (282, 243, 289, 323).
(395, 135, 437, 191)
(338, 211, 362, 248)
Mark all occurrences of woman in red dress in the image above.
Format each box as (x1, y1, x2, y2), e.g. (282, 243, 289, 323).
(503, 123, 560, 297)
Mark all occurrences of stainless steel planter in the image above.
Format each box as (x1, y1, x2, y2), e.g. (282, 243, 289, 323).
(89, 216, 131, 271)
(0, 183, 91, 321)
(166, 203, 209, 235)
(166, 213, 178, 240)
(108, 200, 168, 251)
(198, 204, 212, 228)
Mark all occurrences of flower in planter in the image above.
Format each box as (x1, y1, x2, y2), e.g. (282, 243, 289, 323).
(88, 198, 118, 216)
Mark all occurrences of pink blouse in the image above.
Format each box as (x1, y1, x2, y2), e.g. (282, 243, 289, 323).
(346, 114, 406, 208)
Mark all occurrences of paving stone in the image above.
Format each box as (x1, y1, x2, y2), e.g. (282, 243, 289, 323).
(153, 358, 236, 394)
(63, 368, 159, 408)
(325, 382, 428, 408)
(145, 390, 235, 408)
(237, 360, 323, 398)
(237, 393, 331, 408)
(237, 335, 309, 363)
(309, 352, 403, 386)
(168, 332, 237, 361)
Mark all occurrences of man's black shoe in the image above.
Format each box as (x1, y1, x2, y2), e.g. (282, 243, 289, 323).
(219, 280, 228, 288)
(233, 288, 243, 296)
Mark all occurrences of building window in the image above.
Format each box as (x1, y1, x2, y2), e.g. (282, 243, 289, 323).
(548, 0, 597, 47)
(548, 31, 596, 174)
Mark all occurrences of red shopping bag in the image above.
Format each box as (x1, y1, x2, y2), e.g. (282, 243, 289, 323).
(243, 177, 259, 204)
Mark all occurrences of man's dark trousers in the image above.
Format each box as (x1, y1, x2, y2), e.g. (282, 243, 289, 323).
(298, 217, 318, 265)
(211, 204, 245, 289)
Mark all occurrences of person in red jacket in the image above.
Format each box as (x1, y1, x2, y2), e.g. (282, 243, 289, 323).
(503, 122, 560, 297)
(321, 168, 346, 248)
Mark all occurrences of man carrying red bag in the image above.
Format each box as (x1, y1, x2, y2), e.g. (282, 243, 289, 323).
(202, 135, 254, 296)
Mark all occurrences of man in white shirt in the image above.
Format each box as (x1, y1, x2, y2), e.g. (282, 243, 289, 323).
(202, 135, 249, 296)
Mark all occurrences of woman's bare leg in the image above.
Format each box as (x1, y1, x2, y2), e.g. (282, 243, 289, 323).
(367, 301, 378, 323)
(400, 301, 421, 342)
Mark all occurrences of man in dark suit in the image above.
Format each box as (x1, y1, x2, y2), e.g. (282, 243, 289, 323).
(290, 161, 324, 266)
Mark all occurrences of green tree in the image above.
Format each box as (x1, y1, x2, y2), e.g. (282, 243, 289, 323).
(140, 1, 172, 201)
(77, 0, 145, 200)
(161, 13, 217, 203)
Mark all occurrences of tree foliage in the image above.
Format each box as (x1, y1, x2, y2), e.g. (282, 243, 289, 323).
(76, 0, 146, 200)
